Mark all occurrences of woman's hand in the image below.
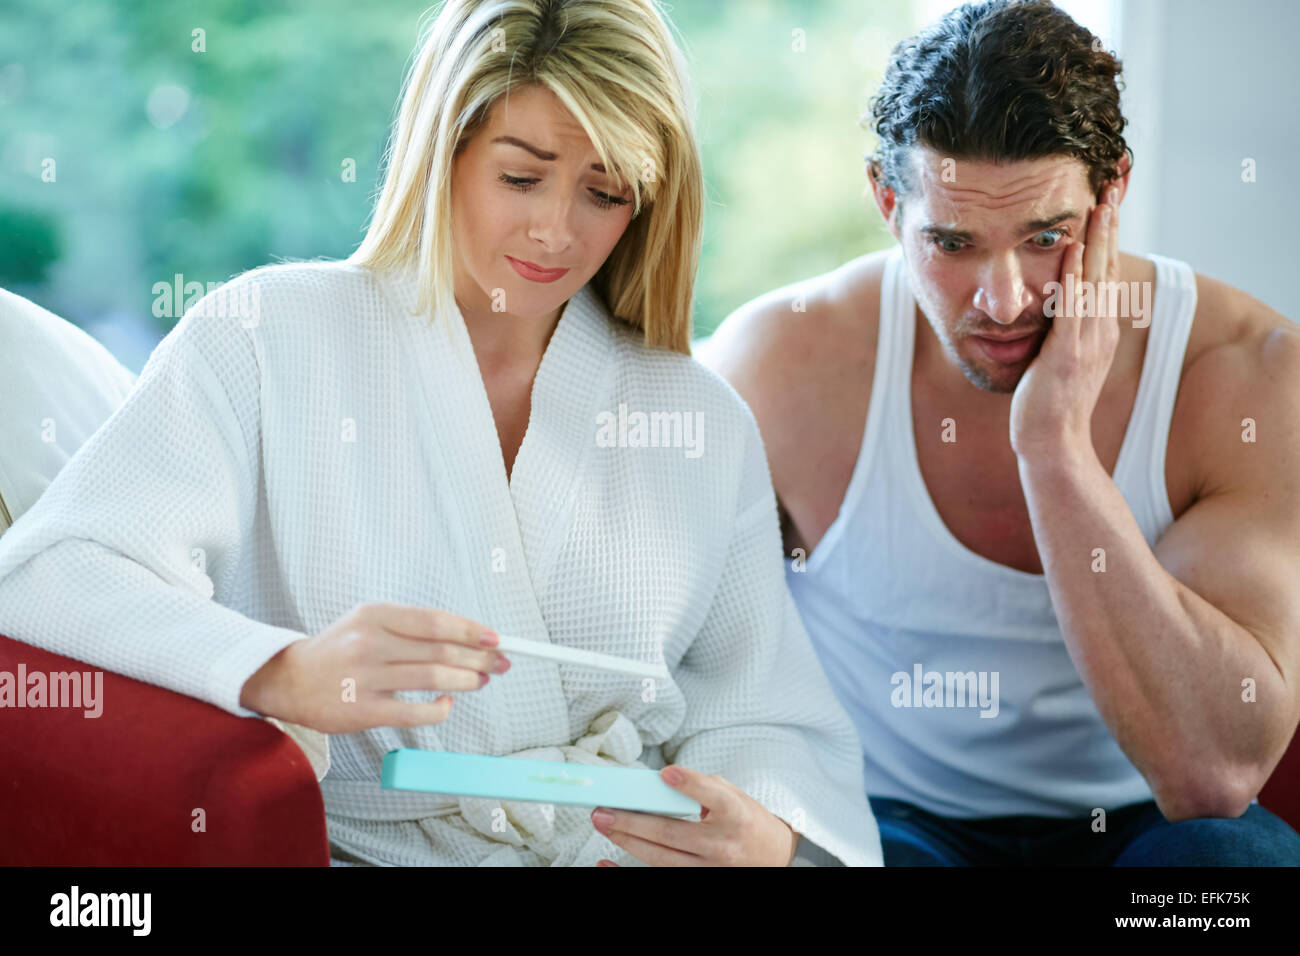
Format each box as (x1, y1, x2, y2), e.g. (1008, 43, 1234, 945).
(591, 765, 800, 866)
(238, 601, 508, 733)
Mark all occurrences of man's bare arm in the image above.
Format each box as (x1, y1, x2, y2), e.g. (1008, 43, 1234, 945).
(1019, 325, 1300, 821)
(697, 284, 811, 552)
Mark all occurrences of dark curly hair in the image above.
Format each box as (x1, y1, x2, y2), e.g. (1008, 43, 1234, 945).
(865, 0, 1131, 209)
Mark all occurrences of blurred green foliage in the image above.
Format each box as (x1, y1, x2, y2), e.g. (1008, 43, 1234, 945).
(0, 206, 61, 285)
(0, 0, 907, 343)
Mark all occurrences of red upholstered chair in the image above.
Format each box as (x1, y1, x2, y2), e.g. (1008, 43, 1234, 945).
(0, 291, 329, 864)
(0, 633, 330, 865)
(1260, 726, 1300, 832)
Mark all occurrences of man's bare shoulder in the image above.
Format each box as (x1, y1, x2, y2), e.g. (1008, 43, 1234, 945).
(695, 248, 890, 416)
(1180, 272, 1298, 400)
(1182, 271, 1292, 365)
(696, 249, 892, 550)
(1170, 272, 1300, 503)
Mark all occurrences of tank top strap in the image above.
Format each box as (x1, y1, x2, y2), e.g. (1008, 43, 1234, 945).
(808, 246, 908, 571)
(881, 245, 916, 404)
(1110, 254, 1198, 539)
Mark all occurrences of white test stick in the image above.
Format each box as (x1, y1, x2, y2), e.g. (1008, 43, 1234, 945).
(493, 635, 669, 681)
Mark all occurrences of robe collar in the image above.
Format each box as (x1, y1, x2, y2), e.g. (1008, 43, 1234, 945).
(372, 265, 621, 519)
(373, 263, 625, 749)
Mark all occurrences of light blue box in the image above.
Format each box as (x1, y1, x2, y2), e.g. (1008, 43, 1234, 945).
(381, 749, 701, 816)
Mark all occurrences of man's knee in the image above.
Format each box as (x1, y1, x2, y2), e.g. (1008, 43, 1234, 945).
(1114, 804, 1300, 866)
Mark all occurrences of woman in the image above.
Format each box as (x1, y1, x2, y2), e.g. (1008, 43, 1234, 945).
(0, 0, 881, 867)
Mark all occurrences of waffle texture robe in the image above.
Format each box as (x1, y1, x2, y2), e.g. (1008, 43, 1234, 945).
(0, 261, 883, 867)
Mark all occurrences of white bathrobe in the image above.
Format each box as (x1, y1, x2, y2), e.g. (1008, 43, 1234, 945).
(0, 260, 883, 867)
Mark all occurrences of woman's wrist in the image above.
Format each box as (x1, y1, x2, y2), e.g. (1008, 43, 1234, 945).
(780, 819, 800, 865)
(239, 641, 298, 718)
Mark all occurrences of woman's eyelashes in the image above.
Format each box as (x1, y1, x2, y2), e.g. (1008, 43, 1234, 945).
(589, 190, 631, 210)
(497, 171, 630, 210)
(497, 172, 539, 191)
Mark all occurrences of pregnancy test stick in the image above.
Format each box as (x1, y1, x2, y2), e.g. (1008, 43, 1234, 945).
(494, 635, 669, 681)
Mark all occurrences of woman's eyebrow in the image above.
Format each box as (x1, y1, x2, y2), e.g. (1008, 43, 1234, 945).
(491, 135, 609, 173)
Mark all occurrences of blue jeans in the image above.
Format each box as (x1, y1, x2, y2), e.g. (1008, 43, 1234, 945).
(869, 796, 1300, 866)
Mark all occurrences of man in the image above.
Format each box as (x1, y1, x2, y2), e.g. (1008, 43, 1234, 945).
(699, 0, 1300, 865)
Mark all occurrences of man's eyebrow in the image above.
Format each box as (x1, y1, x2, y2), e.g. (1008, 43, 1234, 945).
(919, 224, 976, 242)
(1020, 210, 1082, 233)
(491, 135, 609, 173)
(919, 210, 1083, 242)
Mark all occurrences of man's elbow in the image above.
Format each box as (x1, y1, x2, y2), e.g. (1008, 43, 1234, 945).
(1150, 766, 1259, 822)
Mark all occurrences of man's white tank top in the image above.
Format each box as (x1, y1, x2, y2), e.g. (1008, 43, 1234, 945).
(785, 245, 1199, 818)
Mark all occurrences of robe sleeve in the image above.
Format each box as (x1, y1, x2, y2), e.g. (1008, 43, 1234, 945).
(0, 281, 311, 726)
(660, 415, 884, 867)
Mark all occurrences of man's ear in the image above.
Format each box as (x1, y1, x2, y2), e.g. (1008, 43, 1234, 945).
(867, 160, 903, 242)
(1103, 151, 1133, 205)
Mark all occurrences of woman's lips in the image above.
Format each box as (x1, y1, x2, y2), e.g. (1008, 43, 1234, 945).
(970, 331, 1039, 364)
(506, 255, 570, 283)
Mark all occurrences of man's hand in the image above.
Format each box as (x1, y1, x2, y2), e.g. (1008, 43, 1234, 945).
(591, 765, 800, 866)
(1007, 186, 1300, 816)
(1010, 186, 1122, 459)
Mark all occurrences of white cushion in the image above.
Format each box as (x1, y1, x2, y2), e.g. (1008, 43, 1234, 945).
(0, 288, 137, 532)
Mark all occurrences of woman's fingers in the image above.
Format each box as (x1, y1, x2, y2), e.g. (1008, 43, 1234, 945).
(375, 631, 507, 673)
(365, 602, 509, 675)
(374, 661, 491, 693)
(661, 765, 740, 819)
(593, 807, 707, 853)
(598, 827, 706, 867)
(285, 602, 513, 733)
(364, 601, 497, 647)
(369, 694, 458, 729)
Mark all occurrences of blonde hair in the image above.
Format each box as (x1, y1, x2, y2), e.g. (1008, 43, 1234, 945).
(348, 0, 703, 353)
